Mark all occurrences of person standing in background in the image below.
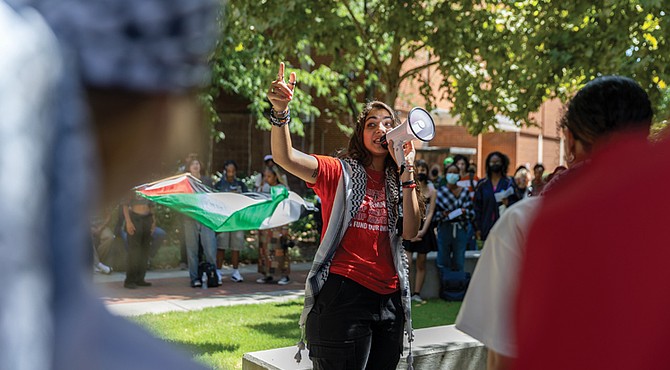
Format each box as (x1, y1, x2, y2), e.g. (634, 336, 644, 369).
(184, 158, 218, 287)
(434, 163, 475, 275)
(214, 160, 247, 283)
(529, 163, 545, 196)
(122, 194, 155, 289)
(474, 152, 518, 242)
(403, 160, 438, 303)
(255, 166, 291, 285)
(513, 166, 531, 200)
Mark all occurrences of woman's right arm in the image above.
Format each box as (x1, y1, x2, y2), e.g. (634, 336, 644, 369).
(267, 62, 318, 184)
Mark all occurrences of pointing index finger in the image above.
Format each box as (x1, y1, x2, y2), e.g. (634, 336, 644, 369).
(278, 62, 285, 81)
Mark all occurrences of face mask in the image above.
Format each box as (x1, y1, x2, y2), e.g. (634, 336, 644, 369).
(489, 164, 502, 173)
(417, 173, 428, 182)
(446, 173, 460, 184)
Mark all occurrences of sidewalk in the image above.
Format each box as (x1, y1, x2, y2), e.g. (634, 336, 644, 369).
(95, 262, 311, 317)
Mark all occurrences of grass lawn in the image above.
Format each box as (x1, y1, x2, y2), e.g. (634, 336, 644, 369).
(132, 299, 462, 370)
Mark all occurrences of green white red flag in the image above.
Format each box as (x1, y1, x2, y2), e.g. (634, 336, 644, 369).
(135, 174, 312, 231)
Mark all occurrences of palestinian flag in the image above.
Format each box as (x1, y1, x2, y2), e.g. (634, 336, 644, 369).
(136, 174, 313, 231)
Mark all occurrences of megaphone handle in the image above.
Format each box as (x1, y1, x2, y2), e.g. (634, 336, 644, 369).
(394, 142, 406, 168)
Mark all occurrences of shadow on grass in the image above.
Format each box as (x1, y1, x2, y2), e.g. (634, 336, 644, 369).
(273, 300, 304, 308)
(248, 311, 301, 340)
(166, 340, 240, 356)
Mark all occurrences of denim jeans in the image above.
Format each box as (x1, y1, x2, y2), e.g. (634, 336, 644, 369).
(184, 219, 218, 282)
(306, 274, 404, 370)
(436, 222, 468, 274)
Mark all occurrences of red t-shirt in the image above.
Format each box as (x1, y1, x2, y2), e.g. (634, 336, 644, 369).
(308, 155, 398, 294)
(515, 134, 669, 370)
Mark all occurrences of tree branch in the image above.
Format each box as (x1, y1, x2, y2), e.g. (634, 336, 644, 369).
(399, 60, 442, 82)
(341, 1, 384, 71)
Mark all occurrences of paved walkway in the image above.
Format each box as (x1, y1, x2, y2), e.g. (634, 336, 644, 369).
(95, 262, 311, 317)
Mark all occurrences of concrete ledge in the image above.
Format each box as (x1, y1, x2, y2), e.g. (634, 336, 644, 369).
(242, 325, 486, 370)
(410, 250, 481, 299)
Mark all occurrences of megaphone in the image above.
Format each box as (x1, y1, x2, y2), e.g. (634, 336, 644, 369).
(380, 107, 435, 168)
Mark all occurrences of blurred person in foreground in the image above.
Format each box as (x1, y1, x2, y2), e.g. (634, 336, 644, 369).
(0, 1, 217, 369)
(456, 75, 653, 370)
(514, 77, 656, 370)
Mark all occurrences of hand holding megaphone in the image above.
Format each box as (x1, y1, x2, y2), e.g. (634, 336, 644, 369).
(380, 107, 436, 168)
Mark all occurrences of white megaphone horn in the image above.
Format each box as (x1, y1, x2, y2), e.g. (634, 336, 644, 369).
(380, 107, 435, 168)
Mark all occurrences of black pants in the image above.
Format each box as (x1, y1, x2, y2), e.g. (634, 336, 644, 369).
(125, 212, 152, 284)
(306, 274, 404, 370)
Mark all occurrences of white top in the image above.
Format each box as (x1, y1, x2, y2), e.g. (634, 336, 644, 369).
(455, 196, 542, 357)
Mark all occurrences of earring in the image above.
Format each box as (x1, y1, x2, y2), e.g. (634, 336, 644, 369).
(565, 152, 575, 164)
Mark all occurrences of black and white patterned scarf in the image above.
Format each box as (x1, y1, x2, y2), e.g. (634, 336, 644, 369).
(296, 157, 413, 365)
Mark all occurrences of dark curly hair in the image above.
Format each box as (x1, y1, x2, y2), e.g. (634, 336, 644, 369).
(560, 76, 653, 152)
(484, 151, 510, 179)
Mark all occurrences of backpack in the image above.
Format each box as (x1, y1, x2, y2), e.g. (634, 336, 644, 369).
(198, 262, 219, 287)
(439, 270, 471, 301)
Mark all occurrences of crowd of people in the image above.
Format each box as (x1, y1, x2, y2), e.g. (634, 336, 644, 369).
(91, 152, 297, 289)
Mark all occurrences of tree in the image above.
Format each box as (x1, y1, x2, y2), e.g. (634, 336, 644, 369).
(208, 0, 670, 136)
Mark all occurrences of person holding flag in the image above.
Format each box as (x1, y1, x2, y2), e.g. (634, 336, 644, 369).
(267, 62, 421, 368)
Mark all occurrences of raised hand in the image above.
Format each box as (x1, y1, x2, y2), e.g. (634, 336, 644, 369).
(267, 62, 296, 112)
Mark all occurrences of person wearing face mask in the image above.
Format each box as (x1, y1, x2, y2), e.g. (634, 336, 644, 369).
(473, 152, 518, 242)
(434, 164, 475, 276)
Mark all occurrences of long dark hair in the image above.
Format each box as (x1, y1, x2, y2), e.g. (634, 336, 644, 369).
(484, 151, 510, 179)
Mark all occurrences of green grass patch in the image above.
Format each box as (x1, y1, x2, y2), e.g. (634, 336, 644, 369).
(132, 299, 461, 369)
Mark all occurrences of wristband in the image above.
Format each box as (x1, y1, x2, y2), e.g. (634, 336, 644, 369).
(403, 183, 417, 189)
(401, 179, 416, 187)
(270, 107, 291, 127)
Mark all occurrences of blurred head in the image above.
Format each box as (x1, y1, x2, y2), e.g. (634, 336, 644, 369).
(514, 166, 530, 189)
(445, 163, 460, 185)
(561, 76, 653, 164)
(453, 154, 469, 175)
(415, 160, 429, 183)
(429, 164, 440, 180)
(533, 163, 545, 179)
(188, 159, 202, 177)
(346, 101, 399, 168)
(485, 151, 509, 178)
(223, 160, 238, 179)
(264, 166, 283, 186)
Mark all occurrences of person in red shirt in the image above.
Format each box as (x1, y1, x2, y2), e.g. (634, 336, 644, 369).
(266, 62, 421, 369)
(514, 76, 656, 370)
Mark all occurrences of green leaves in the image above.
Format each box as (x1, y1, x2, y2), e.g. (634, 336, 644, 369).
(207, 0, 670, 138)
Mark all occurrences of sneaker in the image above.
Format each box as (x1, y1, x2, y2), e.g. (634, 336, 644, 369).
(123, 282, 137, 289)
(411, 294, 423, 303)
(191, 280, 202, 288)
(277, 276, 291, 285)
(217, 270, 223, 285)
(231, 270, 244, 283)
(95, 262, 112, 275)
(136, 281, 152, 287)
(256, 276, 273, 284)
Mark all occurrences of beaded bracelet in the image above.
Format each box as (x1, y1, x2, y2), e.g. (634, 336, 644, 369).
(402, 183, 417, 189)
(270, 107, 291, 127)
